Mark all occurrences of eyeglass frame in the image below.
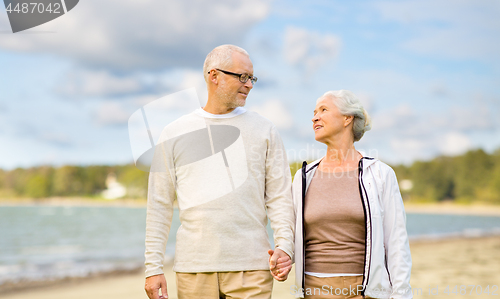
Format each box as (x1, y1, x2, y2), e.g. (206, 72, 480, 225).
(208, 68, 258, 84)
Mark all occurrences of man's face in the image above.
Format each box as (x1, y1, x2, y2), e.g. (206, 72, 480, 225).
(216, 52, 254, 108)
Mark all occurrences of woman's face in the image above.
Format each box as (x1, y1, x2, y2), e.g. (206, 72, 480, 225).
(312, 96, 348, 143)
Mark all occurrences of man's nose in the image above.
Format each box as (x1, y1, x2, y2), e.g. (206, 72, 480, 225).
(244, 80, 253, 89)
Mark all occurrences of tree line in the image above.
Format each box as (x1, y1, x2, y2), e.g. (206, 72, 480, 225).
(0, 165, 148, 199)
(392, 148, 500, 203)
(0, 148, 499, 203)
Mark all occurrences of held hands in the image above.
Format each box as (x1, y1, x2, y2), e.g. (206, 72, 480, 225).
(145, 274, 168, 299)
(268, 248, 292, 281)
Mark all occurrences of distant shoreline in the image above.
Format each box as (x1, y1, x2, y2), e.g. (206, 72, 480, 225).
(2, 198, 500, 216)
(0, 197, 147, 208)
(404, 202, 500, 216)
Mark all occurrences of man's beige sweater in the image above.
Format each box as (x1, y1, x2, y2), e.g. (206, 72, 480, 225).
(144, 108, 295, 277)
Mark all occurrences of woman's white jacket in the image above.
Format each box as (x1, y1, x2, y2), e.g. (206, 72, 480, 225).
(292, 157, 412, 299)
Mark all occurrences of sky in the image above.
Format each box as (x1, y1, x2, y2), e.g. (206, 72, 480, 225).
(1, 0, 499, 169)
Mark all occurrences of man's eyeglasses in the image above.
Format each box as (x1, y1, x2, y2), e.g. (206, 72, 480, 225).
(209, 68, 258, 84)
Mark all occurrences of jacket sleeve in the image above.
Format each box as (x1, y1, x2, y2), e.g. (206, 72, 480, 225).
(381, 166, 413, 299)
(264, 126, 295, 260)
(144, 133, 176, 278)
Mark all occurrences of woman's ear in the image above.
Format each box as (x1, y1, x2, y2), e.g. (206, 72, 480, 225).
(344, 115, 354, 127)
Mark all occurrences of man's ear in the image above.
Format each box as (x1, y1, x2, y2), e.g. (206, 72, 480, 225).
(208, 70, 218, 85)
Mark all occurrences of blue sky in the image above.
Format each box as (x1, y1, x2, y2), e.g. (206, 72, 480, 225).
(1, 0, 499, 169)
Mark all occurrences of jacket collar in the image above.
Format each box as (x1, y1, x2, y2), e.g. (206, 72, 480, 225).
(304, 158, 322, 173)
(305, 155, 377, 173)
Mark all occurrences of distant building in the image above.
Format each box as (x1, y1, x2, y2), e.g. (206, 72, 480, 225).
(101, 173, 126, 200)
(400, 179, 413, 191)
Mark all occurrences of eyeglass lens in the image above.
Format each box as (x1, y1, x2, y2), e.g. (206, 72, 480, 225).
(240, 74, 257, 84)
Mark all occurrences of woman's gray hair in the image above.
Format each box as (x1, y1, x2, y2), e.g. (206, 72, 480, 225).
(320, 90, 372, 142)
(203, 45, 249, 83)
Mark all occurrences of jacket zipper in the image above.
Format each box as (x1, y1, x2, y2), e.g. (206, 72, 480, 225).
(301, 161, 307, 292)
(301, 161, 319, 293)
(384, 256, 392, 286)
(358, 157, 373, 297)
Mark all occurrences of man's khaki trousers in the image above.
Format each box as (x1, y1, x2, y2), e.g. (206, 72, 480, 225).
(176, 270, 273, 299)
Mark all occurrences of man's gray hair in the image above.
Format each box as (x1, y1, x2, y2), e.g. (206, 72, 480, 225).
(203, 45, 249, 83)
(320, 90, 372, 142)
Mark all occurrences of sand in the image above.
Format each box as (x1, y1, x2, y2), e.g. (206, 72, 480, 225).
(409, 237, 500, 299)
(2, 236, 499, 299)
(404, 202, 500, 217)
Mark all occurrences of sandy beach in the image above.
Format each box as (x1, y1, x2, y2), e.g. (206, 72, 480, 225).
(2, 235, 499, 299)
(404, 202, 500, 217)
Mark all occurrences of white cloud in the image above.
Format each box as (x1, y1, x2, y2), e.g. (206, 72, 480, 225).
(448, 106, 495, 131)
(54, 67, 211, 102)
(169, 70, 208, 106)
(133, 94, 163, 107)
(94, 102, 131, 126)
(368, 95, 498, 162)
(283, 26, 341, 73)
(248, 99, 293, 129)
(430, 83, 449, 97)
(438, 132, 472, 156)
(0, 0, 270, 71)
(384, 131, 471, 163)
(390, 138, 430, 159)
(38, 132, 73, 147)
(374, 0, 500, 60)
(431, 95, 498, 132)
(371, 95, 497, 136)
(374, 104, 415, 130)
(341, 69, 420, 102)
(56, 70, 144, 97)
(355, 92, 375, 113)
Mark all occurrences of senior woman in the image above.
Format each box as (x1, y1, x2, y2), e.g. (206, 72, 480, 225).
(291, 90, 412, 299)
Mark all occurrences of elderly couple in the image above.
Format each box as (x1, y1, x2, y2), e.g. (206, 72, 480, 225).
(144, 45, 412, 299)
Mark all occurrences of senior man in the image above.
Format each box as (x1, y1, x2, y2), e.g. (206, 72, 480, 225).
(144, 44, 294, 299)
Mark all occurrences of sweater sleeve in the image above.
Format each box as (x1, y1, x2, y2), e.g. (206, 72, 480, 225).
(264, 126, 295, 259)
(381, 166, 413, 299)
(144, 135, 176, 278)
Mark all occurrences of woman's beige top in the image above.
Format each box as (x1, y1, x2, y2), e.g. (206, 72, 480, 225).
(304, 168, 366, 274)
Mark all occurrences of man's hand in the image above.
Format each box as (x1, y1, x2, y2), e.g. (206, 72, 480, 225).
(145, 274, 168, 299)
(268, 248, 292, 281)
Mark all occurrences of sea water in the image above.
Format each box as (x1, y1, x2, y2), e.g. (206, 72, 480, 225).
(1, 205, 500, 286)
